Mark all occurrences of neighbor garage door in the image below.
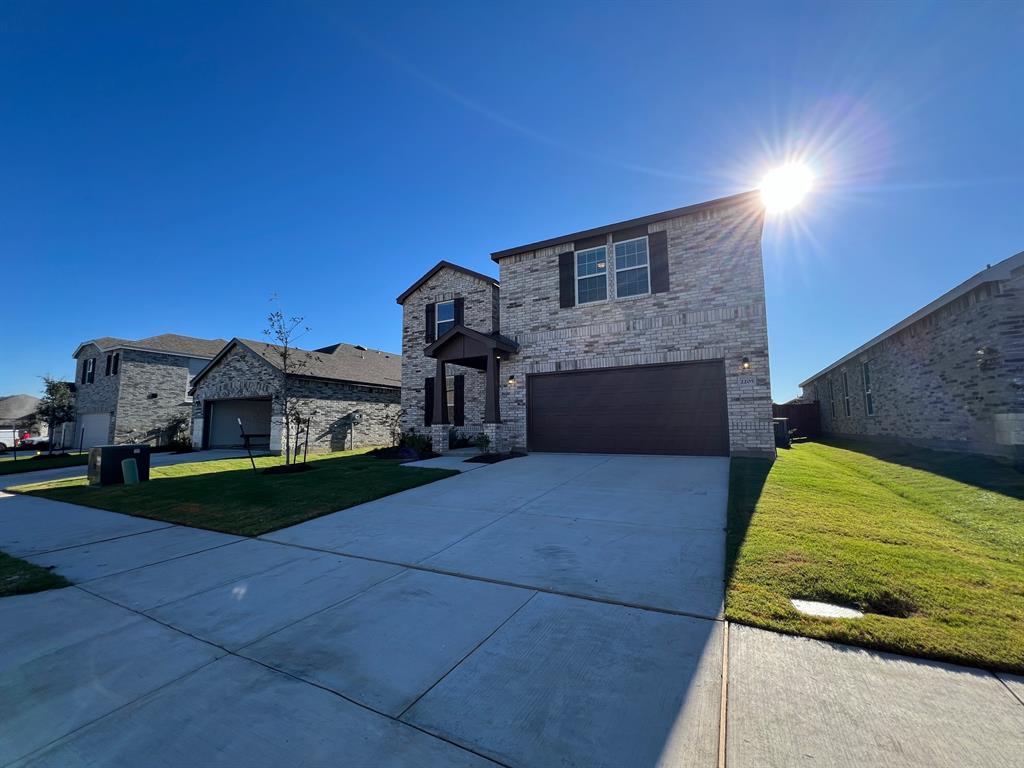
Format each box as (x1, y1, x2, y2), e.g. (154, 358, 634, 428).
(77, 412, 111, 450)
(207, 399, 272, 449)
(527, 361, 729, 455)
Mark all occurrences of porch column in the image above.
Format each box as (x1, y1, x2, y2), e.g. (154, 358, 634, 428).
(433, 358, 449, 425)
(484, 351, 501, 423)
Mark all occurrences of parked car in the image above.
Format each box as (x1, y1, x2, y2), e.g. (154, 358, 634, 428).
(0, 428, 29, 452)
(19, 435, 49, 450)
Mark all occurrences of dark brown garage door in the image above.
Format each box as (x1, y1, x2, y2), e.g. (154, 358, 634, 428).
(527, 361, 729, 455)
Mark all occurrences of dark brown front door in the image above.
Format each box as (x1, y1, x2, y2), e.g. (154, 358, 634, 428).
(527, 361, 729, 455)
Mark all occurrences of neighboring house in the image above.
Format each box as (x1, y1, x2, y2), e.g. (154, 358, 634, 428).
(800, 250, 1024, 460)
(396, 191, 774, 457)
(0, 394, 43, 435)
(71, 334, 227, 449)
(189, 338, 401, 454)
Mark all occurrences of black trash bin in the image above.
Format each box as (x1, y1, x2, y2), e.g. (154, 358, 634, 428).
(87, 444, 151, 486)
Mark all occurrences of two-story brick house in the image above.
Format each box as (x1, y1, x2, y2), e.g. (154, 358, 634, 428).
(397, 191, 775, 457)
(71, 334, 227, 449)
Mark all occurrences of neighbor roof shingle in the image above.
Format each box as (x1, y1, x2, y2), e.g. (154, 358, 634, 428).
(76, 333, 228, 359)
(237, 339, 401, 388)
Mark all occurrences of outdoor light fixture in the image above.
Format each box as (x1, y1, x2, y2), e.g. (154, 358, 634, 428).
(741, 357, 751, 370)
(507, 374, 516, 385)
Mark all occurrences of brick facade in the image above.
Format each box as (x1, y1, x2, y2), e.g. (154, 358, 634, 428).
(192, 344, 401, 455)
(73, 344, 204, 445)
(399, 269, 500, 438)
(398, 196, 775, 456)
(802, 260, 1024, 459)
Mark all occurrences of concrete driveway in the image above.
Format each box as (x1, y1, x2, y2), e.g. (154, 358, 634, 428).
(2, 454, 1021, 767)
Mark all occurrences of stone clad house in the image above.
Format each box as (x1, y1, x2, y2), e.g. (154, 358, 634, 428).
(800, 250, 1024, 460)
(71, 334, 227, 450)
(189, 338, 401, 454)
(397, 191, 775, 457)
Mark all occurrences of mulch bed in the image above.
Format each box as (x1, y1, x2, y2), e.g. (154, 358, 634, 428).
(464, 451, 527, 464)
(369, 446, 440, 461)
(261, 463, 315, 475)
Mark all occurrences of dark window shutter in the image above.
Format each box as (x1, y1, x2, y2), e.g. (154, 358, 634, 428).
(81, 362, 87, 384)
(105, 355, 112, 376)
(558, 251, 575, 308)
(424, 377, 434, 426)
(453, 297, 465, 327)
(453, 375, 465, 426)
(649, 230, 669, 293)
(425, 303, 436, 343)
(112, 353, 120, 375)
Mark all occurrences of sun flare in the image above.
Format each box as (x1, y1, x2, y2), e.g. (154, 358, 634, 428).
(760, 163, 813, 213)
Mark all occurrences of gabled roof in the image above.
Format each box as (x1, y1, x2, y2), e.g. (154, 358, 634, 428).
(423, 325, 519, 358)
(490, 190, 761, 260)
(0, 395, 40, 422)
(396, 260, 499, 305)
(799, 250, 1024, 388)
(191, 338, 402, 391)
(73, 333, 227, 359)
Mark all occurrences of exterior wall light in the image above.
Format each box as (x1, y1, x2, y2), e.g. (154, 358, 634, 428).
(741, 357, 751, 370)
(507, 374, 516, 385)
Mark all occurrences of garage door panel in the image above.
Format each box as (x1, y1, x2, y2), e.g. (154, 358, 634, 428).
(208, 400, 272, 449)
(78, 413, 111, 450)
(527, 362, 728, 456)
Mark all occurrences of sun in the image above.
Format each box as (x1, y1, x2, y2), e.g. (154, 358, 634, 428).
(760, 163, 814, 213)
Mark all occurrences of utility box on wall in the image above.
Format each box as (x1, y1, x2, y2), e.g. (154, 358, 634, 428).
(87, 444, 151, 486)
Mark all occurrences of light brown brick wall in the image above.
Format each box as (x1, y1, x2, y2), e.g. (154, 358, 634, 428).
(495, 198, 774, 455)
(399, 269, 500, 437)
(802, 265, 1024, 458)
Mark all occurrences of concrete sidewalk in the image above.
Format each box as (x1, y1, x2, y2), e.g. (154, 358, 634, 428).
(2, 457, 1021, 767)
(0, 448, 259, 489)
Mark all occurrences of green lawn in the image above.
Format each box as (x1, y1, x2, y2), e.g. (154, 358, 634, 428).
(11, 450, 458, 537)
(726, 440, 1024, 673)
(0, 551, 70, 598)
(0, 453, 88, 475)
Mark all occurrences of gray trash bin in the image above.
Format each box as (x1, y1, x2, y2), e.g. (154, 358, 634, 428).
(87, 444, 151, 486)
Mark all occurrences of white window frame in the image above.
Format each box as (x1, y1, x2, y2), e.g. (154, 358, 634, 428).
(613, 236, 651, 299)
(574, 246, 608, 305)
(435, 300, 455, 338)
(862, 361, 874, 416)
(842, 370, 852, 417)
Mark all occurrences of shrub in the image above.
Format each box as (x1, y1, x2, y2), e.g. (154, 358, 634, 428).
(399, 429, 432, 453)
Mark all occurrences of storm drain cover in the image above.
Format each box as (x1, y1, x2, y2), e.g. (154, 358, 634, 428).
(790, 599, 864, 619)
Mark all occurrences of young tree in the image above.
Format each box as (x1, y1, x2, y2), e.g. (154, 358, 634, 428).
(35, 377, 75, 455)
(262, 307, 320, 465)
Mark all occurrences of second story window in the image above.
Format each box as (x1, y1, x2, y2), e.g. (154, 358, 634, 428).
(614, 237, 650, 298)
(842, 370, 852, 417)
(83, 358, 95, 384)
(575, 246, 607, 304)
(112, 352, 119, 375)
(436, 300, 455, 337)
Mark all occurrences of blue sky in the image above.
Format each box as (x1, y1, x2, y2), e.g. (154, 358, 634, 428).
(2, 1, 1021, 401)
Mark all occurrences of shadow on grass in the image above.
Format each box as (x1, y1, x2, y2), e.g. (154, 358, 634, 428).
(823, 436, 1024, 501)
(725, 457, 773, 586)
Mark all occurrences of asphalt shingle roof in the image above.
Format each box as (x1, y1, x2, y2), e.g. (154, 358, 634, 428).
(78, 334, 227, 359)
(238, 339, 401, 388)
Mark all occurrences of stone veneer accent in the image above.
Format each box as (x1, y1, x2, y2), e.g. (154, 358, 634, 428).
(495, 197, 774, 456)
(73, 344, 202, 445)
(802, 263, 1024, 459)
(191, 344, 400, 454)
(400, 269, 500, 438)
